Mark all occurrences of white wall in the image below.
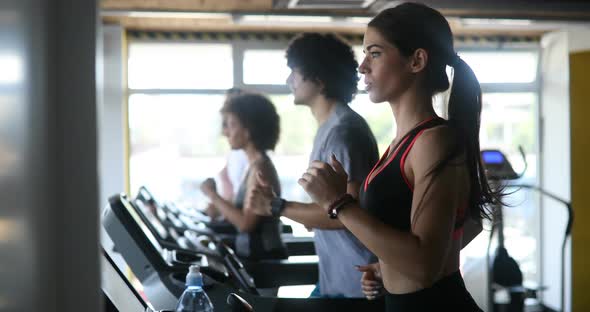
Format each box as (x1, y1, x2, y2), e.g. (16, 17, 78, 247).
(568, 29, 590, 53)
(99, 25, 126, 209)
(540, 31, 571, 312)
(540, 28, 590, 312)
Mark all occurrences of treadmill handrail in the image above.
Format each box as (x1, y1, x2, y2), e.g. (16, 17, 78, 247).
(101, 247, 149, 311)
(138, 186, 158, 206)
(135, 199, 170, 240)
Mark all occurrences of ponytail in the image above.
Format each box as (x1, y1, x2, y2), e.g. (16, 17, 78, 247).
(446, 57, 501, 223)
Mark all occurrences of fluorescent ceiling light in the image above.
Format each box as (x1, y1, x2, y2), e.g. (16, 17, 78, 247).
(462, 18, 533, 27)
(102, 10, 232, 19)
(237, 15, 370, 28)
(240, 15, 332, 23)
(287, 0, 376, 9)
(129, 12, 232, 19)
(346, 17, 372, 25)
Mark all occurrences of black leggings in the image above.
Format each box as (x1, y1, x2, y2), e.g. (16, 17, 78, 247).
(385, 271, 482, 312)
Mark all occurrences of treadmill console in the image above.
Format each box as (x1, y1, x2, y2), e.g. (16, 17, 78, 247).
(481, 149, 519, 181)
(103, 194, 258, 296)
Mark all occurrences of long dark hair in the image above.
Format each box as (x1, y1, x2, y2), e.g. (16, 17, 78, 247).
(369, 3, 502, 224)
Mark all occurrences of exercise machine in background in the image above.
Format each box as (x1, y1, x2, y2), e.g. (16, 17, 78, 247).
(481, 149, 573, 312)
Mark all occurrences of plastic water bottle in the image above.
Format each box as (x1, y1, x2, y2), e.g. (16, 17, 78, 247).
(175, 265, 214, 312)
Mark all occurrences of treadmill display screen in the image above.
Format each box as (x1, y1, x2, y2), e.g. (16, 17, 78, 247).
(121, 198, 165, 254)
(482, 150, 504, 164)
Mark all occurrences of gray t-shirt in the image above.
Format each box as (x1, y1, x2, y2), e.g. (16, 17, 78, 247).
(310, 104, 379, 297)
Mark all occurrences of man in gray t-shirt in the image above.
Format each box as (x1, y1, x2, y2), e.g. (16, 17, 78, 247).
(247, 33, 379, 297)
(308, 104, 379, 297)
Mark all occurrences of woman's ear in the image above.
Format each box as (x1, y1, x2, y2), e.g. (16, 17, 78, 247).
(409, 48, 428, 73)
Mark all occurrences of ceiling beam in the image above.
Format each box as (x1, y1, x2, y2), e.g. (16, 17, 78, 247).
(101, 0, 590, 20)
(102, 16, 366, 34)
(373, 0, 590, 20)
(102, 15, 550, 38)
(99, 0, 589, 35)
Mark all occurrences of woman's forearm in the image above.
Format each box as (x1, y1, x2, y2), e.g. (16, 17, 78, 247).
(210, 194, 247, 230)
(337, 203, 442, 284)
(283, 201, 344, 229)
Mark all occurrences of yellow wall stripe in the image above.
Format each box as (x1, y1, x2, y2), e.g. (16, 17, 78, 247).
(570, 50, 590, 312)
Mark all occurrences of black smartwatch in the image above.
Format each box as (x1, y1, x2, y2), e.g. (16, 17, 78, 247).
(270, 197, 287, 217)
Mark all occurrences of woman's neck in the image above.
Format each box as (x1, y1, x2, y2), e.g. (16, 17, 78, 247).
(389, 88, 437, 140)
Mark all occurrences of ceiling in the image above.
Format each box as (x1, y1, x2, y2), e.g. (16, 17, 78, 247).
(100, 0, 590, 35)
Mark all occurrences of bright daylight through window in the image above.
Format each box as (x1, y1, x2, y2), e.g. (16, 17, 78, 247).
(127, 39, 540, 286)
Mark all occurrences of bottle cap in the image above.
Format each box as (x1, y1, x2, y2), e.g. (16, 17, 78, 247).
(189, 264, 200, 274)
(186, 264, 203, 287)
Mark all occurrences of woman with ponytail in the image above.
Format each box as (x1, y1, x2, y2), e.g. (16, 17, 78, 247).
(298, 2, 501, 311)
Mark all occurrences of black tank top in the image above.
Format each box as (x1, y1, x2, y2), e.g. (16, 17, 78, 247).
(359, 117, 465, 237)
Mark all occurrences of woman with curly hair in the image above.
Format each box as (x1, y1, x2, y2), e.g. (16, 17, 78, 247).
(201, 93, 287, 260)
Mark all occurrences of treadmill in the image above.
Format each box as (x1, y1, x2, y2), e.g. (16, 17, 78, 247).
(133, 187, 318, 287)
(124, 190, 318, 289)
(101, 247, 252, 312)
(102, 193, 384, 311)
(135, 186, 316, 257)
(102, 247, 154, 312)
(135, 186, 237, 247)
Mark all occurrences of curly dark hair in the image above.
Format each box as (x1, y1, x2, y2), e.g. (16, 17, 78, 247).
(224, 93, 280, 151)
(286, 33, 359, 104)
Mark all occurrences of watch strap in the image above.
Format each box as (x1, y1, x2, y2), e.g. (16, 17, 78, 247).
(270, 197, 286, 217)
(328, 194, 356, 219)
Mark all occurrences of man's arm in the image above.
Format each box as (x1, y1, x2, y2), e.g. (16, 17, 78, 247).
(248, 124, 373, 230)
(286, 124, 374, 230)
(247, 176, 361, 230)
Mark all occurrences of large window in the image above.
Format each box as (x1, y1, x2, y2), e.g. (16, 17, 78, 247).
(128, 42, 233, 89)
(126, 38, 541, 286)
(128, 93, 227, 208)
(243, 50, 291, 85)
(459, 51, 540, 286)
(461, 51, 538, 83)
(127, 41, 235, 211)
